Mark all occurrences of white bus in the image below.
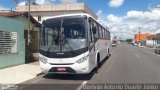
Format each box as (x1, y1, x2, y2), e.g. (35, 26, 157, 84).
(39, 13, 111, 74)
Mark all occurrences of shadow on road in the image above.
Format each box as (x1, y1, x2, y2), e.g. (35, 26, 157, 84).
(43, 73, 94, 80)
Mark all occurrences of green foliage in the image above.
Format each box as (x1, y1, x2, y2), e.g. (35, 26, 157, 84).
(125, 39, 133, 43)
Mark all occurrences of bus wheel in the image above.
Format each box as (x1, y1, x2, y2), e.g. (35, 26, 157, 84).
(95, 54, 100, 73)
(107, 49, 110, 58)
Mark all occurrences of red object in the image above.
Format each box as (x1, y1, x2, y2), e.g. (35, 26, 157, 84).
(135, 34, 155, 42)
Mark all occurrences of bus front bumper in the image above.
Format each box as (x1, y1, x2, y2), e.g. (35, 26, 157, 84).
(40, 61, 91, 74)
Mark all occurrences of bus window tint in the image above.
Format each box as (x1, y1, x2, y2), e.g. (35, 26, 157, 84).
(63, 18, 85, 39)
(99, 26, 102, 38)
(41, 19, 61, 52)
(62, 18, 87, 51)
(40, 17, 87, 52)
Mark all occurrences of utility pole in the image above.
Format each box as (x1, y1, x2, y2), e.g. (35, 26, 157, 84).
(153, 37, 155, 48)
(28, 0, 31, 45)
(138, 27, 141, 46)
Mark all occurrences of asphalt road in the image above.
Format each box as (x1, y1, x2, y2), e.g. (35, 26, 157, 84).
(18, 43, 160, 90)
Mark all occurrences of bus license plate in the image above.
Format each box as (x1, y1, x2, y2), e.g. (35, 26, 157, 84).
(57, 67, 66, 72)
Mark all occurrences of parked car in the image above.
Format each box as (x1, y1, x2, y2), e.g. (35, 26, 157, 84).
(112, 41, 117, 47)
(131, 42, 138, 46)
(155, 46, 160, 54)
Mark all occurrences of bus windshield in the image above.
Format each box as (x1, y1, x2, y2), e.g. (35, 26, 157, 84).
(40, 17, 87, 53)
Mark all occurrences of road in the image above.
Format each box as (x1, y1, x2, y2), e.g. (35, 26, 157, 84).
(18, 43, 160, 90)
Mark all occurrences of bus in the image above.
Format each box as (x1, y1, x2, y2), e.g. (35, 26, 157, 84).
(39, 13, 111, 74)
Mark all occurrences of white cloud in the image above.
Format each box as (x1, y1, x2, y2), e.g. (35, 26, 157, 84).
(35, 0, 56, 4)
(96, 8, 160, 39)
(35, 0, 47, 4)
(96, 10, 102, 17)
(107, 14, 121, 22)
(18, 1, 27, 6)
(156, 29, 160, 33)
(156, 4, 160, 8)
(17, 0, 78, 6)
(96, 10, 110, 28)
(103, 8, 160, 39)
(59, 0, 77, 4)
(124, 10, 160, 23)
(96, 10, 103, 20)
(108, 0, 124, 8)
(18, 0, 56, 6)
(0, 5, 10, 10)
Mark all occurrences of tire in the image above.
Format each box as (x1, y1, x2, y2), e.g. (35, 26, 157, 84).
(155, 50, 158, 54)
(97, 54, 100, 67)
(107, 49, 110, 58)
(95, 54, 100, 73)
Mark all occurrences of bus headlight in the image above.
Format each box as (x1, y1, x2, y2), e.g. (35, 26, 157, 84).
(76, 55, 89, 64)
(39, 57, 48, 64)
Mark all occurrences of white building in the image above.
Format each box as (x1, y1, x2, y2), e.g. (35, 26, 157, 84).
(141, 33, 160, 48)
(16, 3, 97, 23)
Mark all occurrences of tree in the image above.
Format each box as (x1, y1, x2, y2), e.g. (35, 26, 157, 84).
(125, 39, 133, 43)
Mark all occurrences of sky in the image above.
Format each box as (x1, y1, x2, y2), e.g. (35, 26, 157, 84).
(0, 0, 160, 39)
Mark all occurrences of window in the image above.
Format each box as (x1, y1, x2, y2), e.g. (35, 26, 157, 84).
(89, 21, 94, 42)
(108, 31, 110, 39)
(102, 28, 105, 38)
(38, 16, 41, 21)
(99, 26, 102, 38)
(89, 18, 100, 41)
(106, 31, 109, 39)
(0, 31, 18, 54)
(41, 17, 87, 52)
(104, 30, 107, 39)
(94, 23, 99, 39)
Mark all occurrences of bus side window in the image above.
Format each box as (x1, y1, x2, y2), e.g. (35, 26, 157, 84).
(104, 30, 107, 39)
(89, 20, 94, 42)
(103, 28, 105, 39)
(99, 26, 102, 38)
(97, 24, 100, 39)
(102, 28, 105, 39)
(108, 31, 111, 39)
(106, 30, 108, 39)
(94, 22, 99, 40)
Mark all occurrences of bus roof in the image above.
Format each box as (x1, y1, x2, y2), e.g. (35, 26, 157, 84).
(44, 13, 94, 20)
(44, 13, 109, 31)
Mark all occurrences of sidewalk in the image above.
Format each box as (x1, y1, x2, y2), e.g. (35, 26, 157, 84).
(0, 61, 41, 84)
(141, 46, 155, 53)
(142, 46, 155, 49)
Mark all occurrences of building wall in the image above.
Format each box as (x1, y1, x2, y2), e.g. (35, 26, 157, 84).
(14, 16, 40, 49)
(16, 3, 97, 23)
(156, 40, 160, 47)
(146, 40, 156, 48)
(16, 3, 87, 12)
(135, 34, 154, 42)
(31, 11, 85, 23)
(140, 40, 146, 46)
(14, 16, 39, 31)
(0, 17, 25, 69)
(14, 16, 40, 62)
(145, 40, 160, 48)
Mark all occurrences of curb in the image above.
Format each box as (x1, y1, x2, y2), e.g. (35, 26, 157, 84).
(36, 72, 44, 77)
(142, 46, 155, 50)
